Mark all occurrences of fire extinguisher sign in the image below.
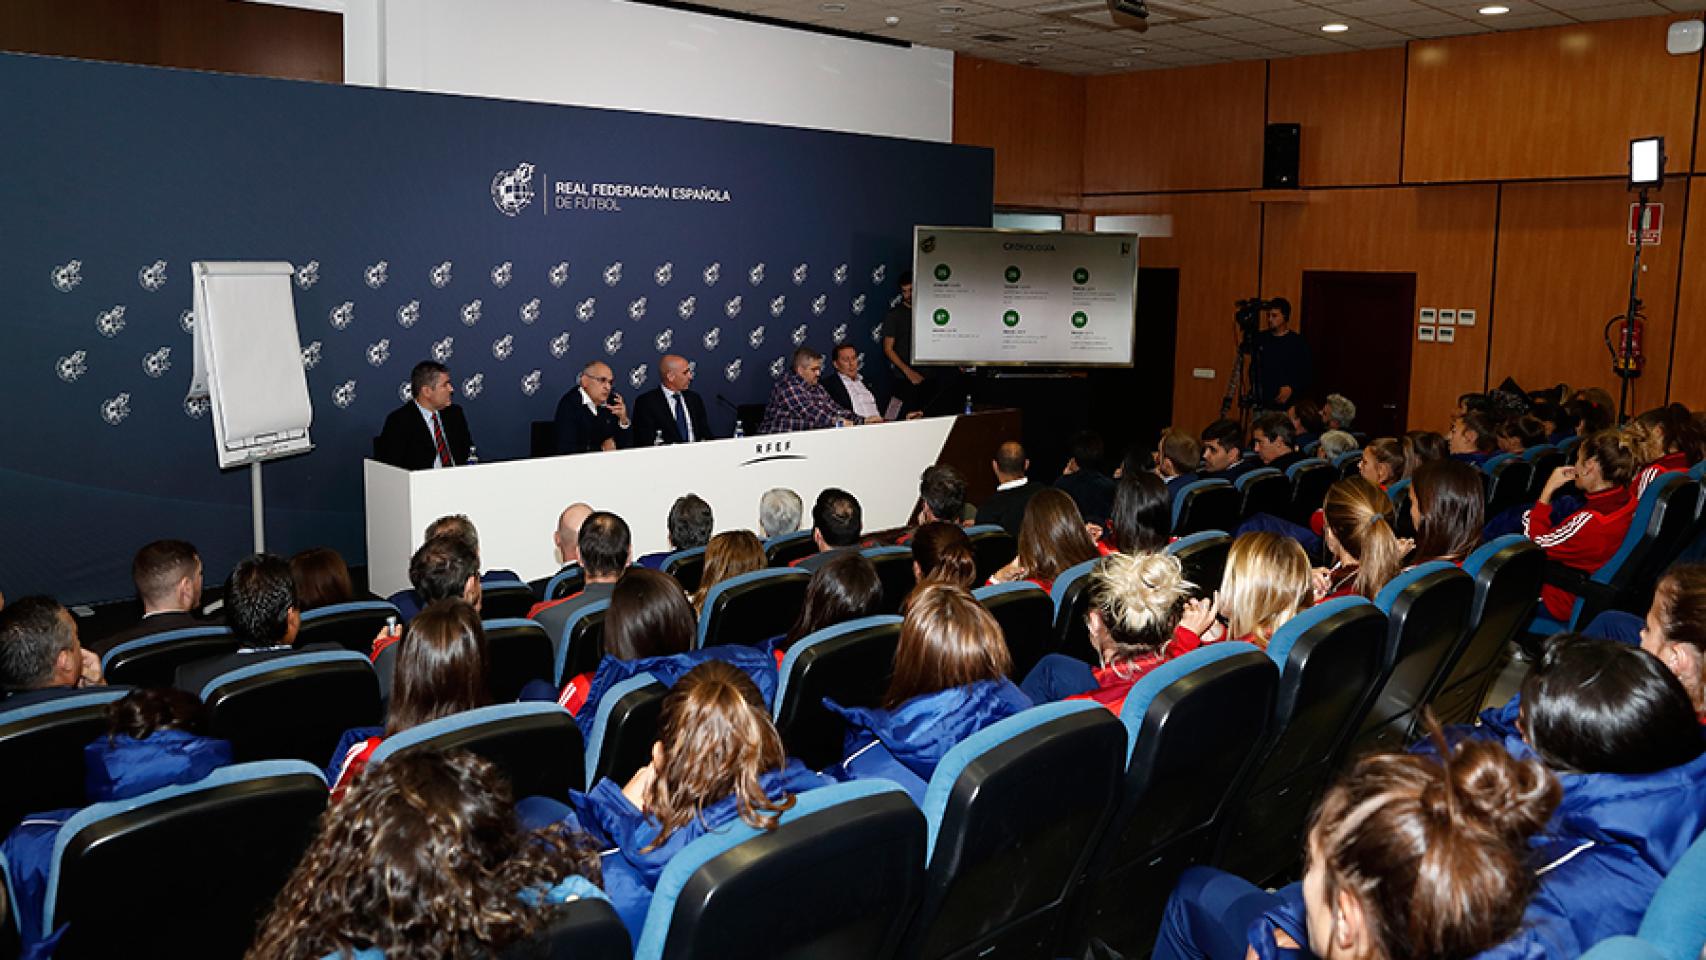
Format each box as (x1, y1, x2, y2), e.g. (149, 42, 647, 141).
(1629, 203, 1663, 245)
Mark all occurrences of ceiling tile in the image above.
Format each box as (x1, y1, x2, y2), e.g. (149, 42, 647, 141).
(1260, 31, 1359, 48)
(1325, 24, 1412, 39)
(1486, 8, 1577, 23)
(1659, 0, 1706, 10)
(1321, 0, 1429, 14)
(1198, 0, 1310, 12)
(1406, 18, 1494, 32)
(1367, 8, 1469, 25)
(1253, 5, 1349, 25)
(1187, 15, 1290, 32)
(1565, 0, 1668, 16)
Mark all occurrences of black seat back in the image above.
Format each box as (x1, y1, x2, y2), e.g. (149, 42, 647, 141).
(974, 583, 1055, 679)
(586, 675, 668, 787)
(483, 618, 555, 703)
(369, 702, 586, 799)
(773, 616, 902, 770)
(902, 702, 1125, 960)
(203, 651, 382, 764)
(862, 546, 918, 615)
(1526, 448, 1565, 502)
(967, 527, 1018, 584)
(765, 532, 818, 568)
(545, 565, 587, 601)
(699, 569, 810, 649)
(1051, 559, 1103, 666)
(1237, 469, 1289, 521)
(501, 897, 632, 960)
(1425, 537, 1543, 727)
(663, 549, 707, 593)
(1352, 563, 1474, 755)
(557, 602, 609, 685)
(1167, 532, 1231, 598)
(1287, 460, 1335, 525)
(1624, 476, 1700, 616)
(47, 761, 327, 959)
(102, 627, 238, 688)
(0, 688, 131, 833)
(295, 601, 400, 655)
(1215, 597, 1388, 885)
(1484, 458, 1534, 518)
(480, 582, 538, 620)
(1173, 482, 1239, 537)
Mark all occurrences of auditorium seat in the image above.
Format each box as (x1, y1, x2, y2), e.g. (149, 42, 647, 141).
(1424, 536, 1543, 727)
(1050, 558, 1103, 666)
(1285, 458, 1334, 525)
(1171, 479, 1239, 537)
(1625, 474, 1701, 612)
(480, 581, 538, 620)
(772, 615, 901, 770)
(764, 530, 817, 568)
(101, 624, 237, 688)
(1638, 826, 1706, 960)
(1062, 644, 1277, 957)
(543, 564, 586, 602)
(1165, 531, 1231, 597)
(296, 599, 402, 655)
(697, 567, 810, 649)
(662, 546, 707, 593)
(502, 896, 633, 960)
(1214, 597, 1388, 886)
(1524, 445, 1563, 503)
(966, 524, 1019, 584)
(554, 600, 610, 686)
(583, 672, 666, 787)
(1578, 937, 1666, 960)
(1483, 455, 1534, 518)
(367, 701, 585, 799)
(202, 650, 381, 764)
(42, 760, 327, 959)
(861, 545, 917, 615)
(1386, 477, 1415, 538)
(482, 618, 555, 703)
(1351, 562, 1474, 756)
(1332, 449, 1361, 479)
(973, 582, 1053, 680)
(0, 850, 17, 959)
(901, 701, 1124, 960)
(630, 780, 926, 960)
(0, 686, 131, 833)
(1234, 468, 1289, 522)
(1558, 435, 1583, 463)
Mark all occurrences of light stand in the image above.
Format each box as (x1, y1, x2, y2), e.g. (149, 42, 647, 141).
(1619, 136, 1664, 425)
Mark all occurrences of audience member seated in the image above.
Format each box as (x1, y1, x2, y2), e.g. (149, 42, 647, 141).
(327, 599, 489, 802)
(0, 596, 105, 707)
(1524, 430, 1639, 622)
(1407, 459, 1484, 566)
(174, 554, 332, 694)
(1496, 414, 1547, 455)
(690, 531, 767, 614)
(988, 488, 1101, 592)
(1403, 429, 1449, 477)
(2, 688, 233, 956)
(534, 501, 593, 598)
(389, 514, 521, 622)
(1630, 402, 1703, 497)
(1154, 428, 1201, 511)
(793, 487, 864, 573)
(93, 539, 204, 655)
(975, 441, 1045, 537)
(1585, 564, 1706, 721)
(825, 583, 1030, 802)
(373, 535, 485, 661)
(636, 494, 714, 570)
(1357, 437, 1406, 490)
(909, 522, 978, 592)
(1323, 393, 1356, 433)
(1447, 411, 1498, 466)
(1312, 478, 1405, 602)
(914, 464, 971, 528)
(1287, 399, 1326, 451)
(1019, 552, 1216, 711)
(1055, 431, 1117, 527)
(1250, 412, 1306, 473)
(554, 569, 776, 722)
(776, 553, 884, 659)
(1567, 395, 1615, 438)
(821, 342, 909, 422)
(1212, 532, 1312, 649)
(758, 346, 870, 434)
(1533, 400, 1572, 445)
(250, 750, 602, 960)
(1099, 472, 1171, 555)
(288, 547, 354, 612)
(1315, 429, 1357, 462)
(1200, 419, 1256, 482)
(758, 487, 804, 540)
(531, 512, 631, 643)
(1153, 735, 1560, 960)
(527, 661, 824, 940)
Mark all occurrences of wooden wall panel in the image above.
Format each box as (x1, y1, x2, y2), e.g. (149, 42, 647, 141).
(1267, 49, 1404, 188)
(1083, 61, 1266, 194)
(1083, 192, 1262, 430)
(954, 56, 1084, 210)
(1666, 178, 1706, 407)
(1490, 180, 1682, 413)
(1405, 16, 1697, 183)
(1261, 185, 1498, 431)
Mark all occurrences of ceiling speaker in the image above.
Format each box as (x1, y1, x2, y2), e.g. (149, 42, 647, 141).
(1106, 0, 1150, 31)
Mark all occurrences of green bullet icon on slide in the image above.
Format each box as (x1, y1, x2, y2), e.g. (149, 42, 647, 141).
(933, 308, 951, 326)
(1074, 267, 1090, 284)
(1072, 311, 1088, 328)
(934, 263, 951, 281)
(1003, 310, 1020, 327)
(1005, 266, 1021, 283)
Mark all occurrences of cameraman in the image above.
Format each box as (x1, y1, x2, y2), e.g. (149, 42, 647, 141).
(1252, 297, 1312, 410)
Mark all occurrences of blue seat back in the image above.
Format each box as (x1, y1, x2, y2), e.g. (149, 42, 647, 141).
(202, 650, 381, 765)
(45, 760, 327, 958)
(481, 617, 554, 703)
(773, 615, 902, 770)
(1332, 449, 1361, 477)
(479, 581, 537, 620)
(297, 600, 403, 655)
(1526, 447, 1565, 501)
(1166, 531, 1231, 595)
(633, 780, 925, 960)
(1639, 826, 1706, 960)
(697, 567, 810, 649)
(973, 581, 1054, 679)
(1520, 442, 1557, 462)
(1578, 938, 1668, 960)
(101, 625, 237, 688)
(1236, 468, 1290, 520)
(1427, 537, 1543, 727)
(545, 564, 586, 601)
(1050, 557, 1104, 666)
(555, 599, 610, 685)
(0, 687, 133, 833)
(1286, 459, 1335, 525)
(583, 671, 667, 787)
(1353, 562, 1474, 754)
(662, 546, 708, 592)
(764, 530, 817, 568)
(861, 545, 917, 615)
(1556, 471, 1696, 630)
(903, 702, 1125, 960)
(369, 701, 586, 799)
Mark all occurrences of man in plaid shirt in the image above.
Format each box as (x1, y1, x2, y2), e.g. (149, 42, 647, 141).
(759, 346, 879, 434)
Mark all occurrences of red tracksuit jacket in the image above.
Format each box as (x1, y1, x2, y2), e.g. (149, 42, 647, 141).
(1523, 485, 1636, 621)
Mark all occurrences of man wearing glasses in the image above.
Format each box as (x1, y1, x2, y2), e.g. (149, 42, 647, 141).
(554, 360, 633, 455)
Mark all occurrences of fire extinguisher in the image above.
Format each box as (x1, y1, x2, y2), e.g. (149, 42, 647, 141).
(1605, 302, 1646, 379)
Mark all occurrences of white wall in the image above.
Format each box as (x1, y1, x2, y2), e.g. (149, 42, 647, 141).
(344, 0, 954, 142)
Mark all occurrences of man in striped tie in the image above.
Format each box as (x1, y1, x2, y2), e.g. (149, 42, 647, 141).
(377, 360, 474, 470)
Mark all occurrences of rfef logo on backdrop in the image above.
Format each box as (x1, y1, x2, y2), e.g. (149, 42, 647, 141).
(491, 162, 536, 216)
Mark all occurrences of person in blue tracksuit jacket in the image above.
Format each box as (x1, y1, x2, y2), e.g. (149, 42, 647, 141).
(825, 582, 1030, 803)
(2, 688, 232, 959)
(524, 660, 827, 941)
(1153, 635, 1706, 960)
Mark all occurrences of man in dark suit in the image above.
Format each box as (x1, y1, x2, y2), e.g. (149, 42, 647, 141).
(91, 539, 205, 655)
(975, 442, 1044, 538)
(793, 488, 864, 573)
(1053, 431, 1116, 527)
(1154, 428, 1201, 512)
(376, 360, 473, 470)
(630, 354, 711, 445)
(173, 554, 333, 695)
(0, 596, 105, 708)
(821, 343, 889, 422)
(554, 361, 632, 455)
(1251, 412, 1307, 474)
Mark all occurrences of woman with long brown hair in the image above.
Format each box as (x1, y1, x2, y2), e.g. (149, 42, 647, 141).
(909, 521, 978, 591)
(689, 530, 766, 614)
(288, 546, 354, 611)
(249, 750, 601, 960)
(1314, 478, 1406, 602)
(1407, 458, 1484, 567)
(775, 552, 884, 657)
(988, 487, 1101, 592)
(327, 598, 489, 801)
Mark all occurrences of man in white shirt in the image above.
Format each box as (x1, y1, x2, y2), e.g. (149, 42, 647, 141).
(821, 343, 886, 421)
(631, 354, 712, 445)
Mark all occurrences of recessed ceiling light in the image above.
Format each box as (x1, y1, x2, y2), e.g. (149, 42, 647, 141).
(1321, 22, 1349, 31)
(936, 3, 964, 12)
(1111, 58, 1133, 66)
(884, 14, 901, 24)
(819, 2, 846, 10)
(1028, 41, 1054, 50)
(938, 23, 958, 32)
(1478, 4, 1509, 13)
(1128, 45, 1148, 53)
(1039, 26, 1066, 35)
(1017, 57, 1039, 65)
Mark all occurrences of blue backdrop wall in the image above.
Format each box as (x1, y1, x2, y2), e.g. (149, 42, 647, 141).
(0, 52, 992, 604)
